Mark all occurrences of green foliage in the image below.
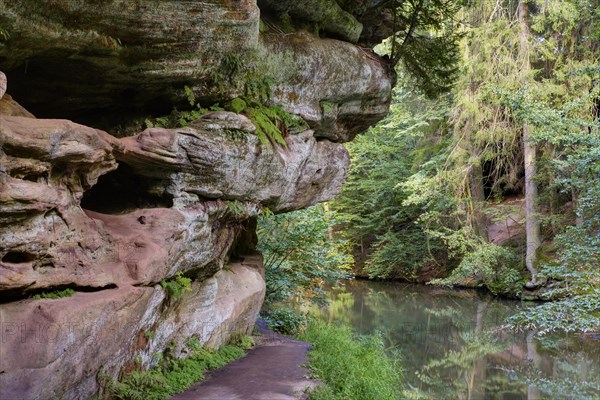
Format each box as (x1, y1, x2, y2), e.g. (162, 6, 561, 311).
(32, 288, 75, 300)
(507, 289, 600, 335)
(263, 308, 308, 335)
(220, 54, 242, 81)
(386, 0, 466, 97)
(245, 104, 307, 148)
(229, 334, 255, 350)
(245, 106, 288, 148)
(430, 241, 523, 294)
(334, 0, 599, 306)
(160, 272, 192, 300)
(332, 82, 451, 280)
(229, 97, 247, 114)
(144, 86, 224, 129)
(244, 77, 273, 104)
(224, 200, 247, 218)
(257, 205, 353, 305)
(108, 339, 246, 400)
(144, 90, 305, 149)
(299, 321, 403, 400)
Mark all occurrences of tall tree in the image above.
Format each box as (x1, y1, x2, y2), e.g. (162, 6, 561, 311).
(518, 1, 541, 286)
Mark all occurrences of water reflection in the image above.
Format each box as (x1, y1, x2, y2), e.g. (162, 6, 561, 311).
(311, 280, 600, 400)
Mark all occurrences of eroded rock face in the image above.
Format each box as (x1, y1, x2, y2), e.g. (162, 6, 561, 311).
(0, 1, 394, 398)
(0, 112, 347, 294)
(258, 0, 395, 46)
(0, 0, 261, 123)
(263, 32, 392, 142)
(0, 258, 264, 400)
(0, 107, 349, 399)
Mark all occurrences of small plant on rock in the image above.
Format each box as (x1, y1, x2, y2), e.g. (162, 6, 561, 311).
(32, 288, 76, 300)
(160, 272, 192, 300)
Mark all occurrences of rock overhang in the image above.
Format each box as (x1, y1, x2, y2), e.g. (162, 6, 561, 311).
(0, 0, 393, 140)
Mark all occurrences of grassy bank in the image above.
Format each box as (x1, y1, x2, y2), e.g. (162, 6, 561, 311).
(299, 321, 403, 400)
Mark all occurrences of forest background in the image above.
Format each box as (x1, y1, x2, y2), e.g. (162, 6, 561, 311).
(258, 0, 600, 335)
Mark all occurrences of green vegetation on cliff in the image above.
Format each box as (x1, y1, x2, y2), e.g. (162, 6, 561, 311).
(32, 288, 76, 299)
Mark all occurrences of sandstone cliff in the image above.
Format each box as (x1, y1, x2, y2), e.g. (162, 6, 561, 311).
(0, 1, 393, 399)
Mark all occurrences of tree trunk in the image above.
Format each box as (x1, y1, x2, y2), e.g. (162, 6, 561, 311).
(519, 1, 540, 286)
(469, 162, 489, 241)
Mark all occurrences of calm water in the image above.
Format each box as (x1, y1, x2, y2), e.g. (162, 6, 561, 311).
(314, 280, 600, 400)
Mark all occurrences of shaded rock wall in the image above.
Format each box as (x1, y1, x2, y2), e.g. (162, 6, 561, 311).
(0, 258, 264, 400)
(0, 1, 394, 399)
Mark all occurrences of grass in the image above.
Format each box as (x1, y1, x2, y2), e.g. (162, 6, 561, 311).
(108, 337, 251, 400)
(298, 321, 403, 400)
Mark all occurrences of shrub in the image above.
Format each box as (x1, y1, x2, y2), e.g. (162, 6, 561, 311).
(230, 334, 256, 350)
(109, 339, 247, 400)
(263, 308, 307, 335)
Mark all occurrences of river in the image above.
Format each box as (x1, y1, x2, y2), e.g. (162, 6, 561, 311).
(313, 279, 600, 400)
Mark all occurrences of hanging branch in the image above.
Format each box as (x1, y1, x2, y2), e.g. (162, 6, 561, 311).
(392, 0, 424, 66)
(390, 0, 399, 63)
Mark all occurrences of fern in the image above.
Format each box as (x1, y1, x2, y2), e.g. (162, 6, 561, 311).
(245, 104, 307, 148)
(246, 107, 284, 148)
(160, 272, 192, 300)
(33, 288, 76, 300)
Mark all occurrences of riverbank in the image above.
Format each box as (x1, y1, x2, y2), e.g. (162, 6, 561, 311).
(312, 279, 600, 399)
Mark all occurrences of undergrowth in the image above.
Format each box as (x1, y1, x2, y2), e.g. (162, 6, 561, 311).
(144, 86, 223, 129)
(299, 321, 403, 400)
(262, 308, 307, 335)
(108, 337, 250, 400)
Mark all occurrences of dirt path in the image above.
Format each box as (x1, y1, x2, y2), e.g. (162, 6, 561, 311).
(171, 324, 317, 400)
